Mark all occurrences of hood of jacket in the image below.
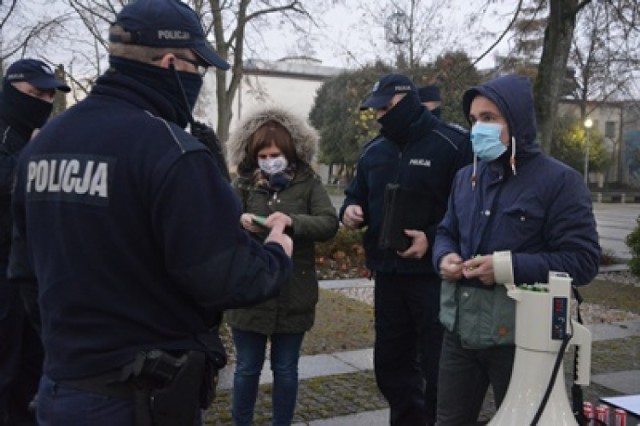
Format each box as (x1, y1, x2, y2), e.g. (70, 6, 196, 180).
(227, 106, 319, 168)
(462, 74, 541, 159)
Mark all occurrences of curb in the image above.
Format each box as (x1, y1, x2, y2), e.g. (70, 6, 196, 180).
(599, 264, 630, 273)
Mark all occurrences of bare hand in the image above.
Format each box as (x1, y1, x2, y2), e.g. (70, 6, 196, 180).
(462, 255, 495, 286)
(439, 253, 464, 281)
(240, 213, 263, 234)
(265, 211, 292, 230)
(342, 205, 364, 229)
(265, 228, 293, 257)
(397, 229, 428, 259)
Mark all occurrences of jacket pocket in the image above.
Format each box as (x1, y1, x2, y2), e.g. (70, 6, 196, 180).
(287, 265, 318, 314)
(456, 285, 515, 349)
(500, 204, 545, 249)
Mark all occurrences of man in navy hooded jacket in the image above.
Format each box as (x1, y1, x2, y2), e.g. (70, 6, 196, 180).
(341, 73, 472, 426)
(433, 74, 600, 425)
(10, 0, 292, 424)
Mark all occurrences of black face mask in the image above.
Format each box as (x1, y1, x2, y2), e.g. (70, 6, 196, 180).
(109, 56, 203, 128)
(430, 106, 442, 119)
(0, 81, 53, 137)
(378, 91, 422, 143)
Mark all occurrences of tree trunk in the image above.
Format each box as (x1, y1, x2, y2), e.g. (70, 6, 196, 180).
(534, 0, 585, 154)
(213, 0, 249, 143)
(53, 64, 67, 116)
(215, 67, 232, 142)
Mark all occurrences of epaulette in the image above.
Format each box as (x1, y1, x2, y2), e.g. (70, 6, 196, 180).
(360, 134, 384, 158)
(431, 121, 469, 151)
(143, 111, 207, 155)
(442, 121, 469, 135)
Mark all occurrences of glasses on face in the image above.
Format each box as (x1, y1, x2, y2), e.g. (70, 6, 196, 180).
(152, 54, 208, 77)
(174, 55, 208, 77)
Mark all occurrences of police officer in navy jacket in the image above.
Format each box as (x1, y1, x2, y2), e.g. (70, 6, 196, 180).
(0, 58, 70, 426)
(340, 74, 472, 426)
(10, 1, 292, 424)
(0, 59, 70, 426)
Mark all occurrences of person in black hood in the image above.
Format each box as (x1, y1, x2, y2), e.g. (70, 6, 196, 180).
(340, 73, 472, 426)
(0, 58, 69, 426)
(9, 0, 293, 425)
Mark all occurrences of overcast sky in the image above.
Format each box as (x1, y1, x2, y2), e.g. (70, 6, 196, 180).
(253, 1, 517, 71)
(0, 0, 517, 73)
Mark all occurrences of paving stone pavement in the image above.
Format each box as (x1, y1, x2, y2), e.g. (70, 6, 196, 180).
(206, 282, 640, 425)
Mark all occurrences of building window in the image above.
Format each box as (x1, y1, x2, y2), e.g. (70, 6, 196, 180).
(605, 121, 616, 138)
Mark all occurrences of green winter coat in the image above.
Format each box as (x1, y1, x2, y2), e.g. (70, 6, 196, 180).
(225, 107, 339, 335)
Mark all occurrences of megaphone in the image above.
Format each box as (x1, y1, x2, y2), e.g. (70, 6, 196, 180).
(489, 272, 592, 426)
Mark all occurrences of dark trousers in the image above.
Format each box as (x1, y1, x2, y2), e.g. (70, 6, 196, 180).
(37, 374, 204, 426)
(374, 272, 443, 426)
(436, 330, 515, 426)
(37, 375, 135, 426)
(0, 281, 43, 426)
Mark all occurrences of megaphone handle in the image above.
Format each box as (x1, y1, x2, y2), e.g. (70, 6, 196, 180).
(571, 321, 592, 385)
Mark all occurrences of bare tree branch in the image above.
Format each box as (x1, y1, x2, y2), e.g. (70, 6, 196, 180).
(469, 0, 524, 69)
(0, 0, 18, 30)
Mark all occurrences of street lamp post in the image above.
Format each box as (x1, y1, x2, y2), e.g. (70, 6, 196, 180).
(584, 118, 593, 185)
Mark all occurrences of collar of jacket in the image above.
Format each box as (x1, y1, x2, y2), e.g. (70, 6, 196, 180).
(0, 104, 33, 140)
(482, 149, 541, 182)
(90, 69, 179, 124)
(381, 106, 438, 147)
(238, 163, 313, 189)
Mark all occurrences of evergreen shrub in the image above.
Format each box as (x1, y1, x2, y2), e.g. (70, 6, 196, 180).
(626, 214, 640, 277)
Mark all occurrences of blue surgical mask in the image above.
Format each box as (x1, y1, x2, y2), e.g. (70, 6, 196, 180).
(258, 156, 288, 175)
(471, 122, 507, 161)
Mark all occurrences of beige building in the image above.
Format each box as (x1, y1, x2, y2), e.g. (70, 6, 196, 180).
(557, 100, 626, 186)
(195, 56, 343, 179)
(196, 56, 343, 134)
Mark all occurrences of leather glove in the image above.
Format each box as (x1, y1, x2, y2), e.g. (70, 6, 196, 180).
(191, 121, 231, 182)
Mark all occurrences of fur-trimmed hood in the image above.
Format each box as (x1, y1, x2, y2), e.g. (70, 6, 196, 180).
(227, 106, 319, 168)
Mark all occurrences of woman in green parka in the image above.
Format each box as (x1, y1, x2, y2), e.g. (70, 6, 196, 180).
(226, 106, 339, 426)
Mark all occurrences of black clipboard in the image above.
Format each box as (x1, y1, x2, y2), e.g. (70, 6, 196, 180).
(378, 184, 433, 252)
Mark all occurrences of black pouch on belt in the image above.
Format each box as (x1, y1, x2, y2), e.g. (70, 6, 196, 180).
(127, 349, 205, 426)
(195, 331, 228, 409)
(148, 350, 205, 426)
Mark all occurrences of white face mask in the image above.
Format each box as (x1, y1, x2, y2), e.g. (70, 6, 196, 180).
(258, 156, 288, 175)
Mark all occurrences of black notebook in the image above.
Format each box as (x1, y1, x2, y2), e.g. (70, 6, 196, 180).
(378, 184, 433, 252)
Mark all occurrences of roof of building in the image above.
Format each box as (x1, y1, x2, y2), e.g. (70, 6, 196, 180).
(244, 56, 344, 80)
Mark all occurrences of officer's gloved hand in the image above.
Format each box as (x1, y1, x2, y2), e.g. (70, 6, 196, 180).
(191, 121, 231, 182)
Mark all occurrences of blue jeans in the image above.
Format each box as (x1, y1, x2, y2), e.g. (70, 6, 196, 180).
(436, 330, 515, 426)
(232, 329, 305, 426)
